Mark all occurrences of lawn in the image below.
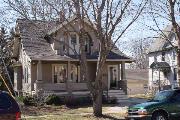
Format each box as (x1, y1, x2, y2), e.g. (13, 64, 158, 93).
(21, 105, 127, 120)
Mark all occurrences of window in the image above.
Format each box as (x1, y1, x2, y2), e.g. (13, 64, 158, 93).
(84, 33, 92, 54)
(174, 68, 177, 81)
(53, 64, 67, 83)
(0, 94, 11, 109)
(172, 91, 180, 102)
(154, 56, 157, 62)
(70, 64, 78, 83)
(162, 52, 165, 61)
(173, 50, 176, 60)
(24, 67, 28, 83)
(70, 34, 77, 44)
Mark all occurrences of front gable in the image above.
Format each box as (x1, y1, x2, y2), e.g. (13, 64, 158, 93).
(49, 18, 99, 55)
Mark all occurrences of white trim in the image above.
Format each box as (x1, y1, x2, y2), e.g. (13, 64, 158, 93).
(52, 64, 68, 83)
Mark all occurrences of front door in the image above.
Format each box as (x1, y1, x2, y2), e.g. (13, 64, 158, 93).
(108, 65, 118, 89)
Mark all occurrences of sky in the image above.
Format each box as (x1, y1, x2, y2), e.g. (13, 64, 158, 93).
(0, 0, 179, 56)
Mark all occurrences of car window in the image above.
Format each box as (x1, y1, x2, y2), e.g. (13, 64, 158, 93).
(153, 91, 174, 101)
(172, 91, 180, 102)
(0, 94, 11, 109)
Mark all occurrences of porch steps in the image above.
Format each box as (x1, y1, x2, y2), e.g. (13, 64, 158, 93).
(107, 90, 129, 104)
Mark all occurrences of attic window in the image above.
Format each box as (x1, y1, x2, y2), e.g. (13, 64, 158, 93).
(71, 34, 77, 44)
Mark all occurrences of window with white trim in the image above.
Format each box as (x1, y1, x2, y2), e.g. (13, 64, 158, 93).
(53, 64, 67, 83)
(70, 64, 78, 83)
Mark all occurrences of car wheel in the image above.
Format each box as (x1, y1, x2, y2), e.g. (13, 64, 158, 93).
(152, 112, 168, 120)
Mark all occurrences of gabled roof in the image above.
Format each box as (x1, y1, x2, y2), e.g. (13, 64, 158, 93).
(47, 16, 96, 35)
(15, 18, 132, 61)
(16, 19, 72, 61)
(148, 25, 177, 54)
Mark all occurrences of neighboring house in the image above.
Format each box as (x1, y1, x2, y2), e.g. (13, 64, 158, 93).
(126, 69, 148, 95)
(148, 25, 179, 91)
(12, 17, 133, 97)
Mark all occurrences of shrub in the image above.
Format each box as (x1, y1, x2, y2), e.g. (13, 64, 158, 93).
(65, 96, 92, 106)
(16, 96, 24, 103)
(22, 96, 35, 106)
(45, 94, 62, 105)
(102, 95, 117, 104)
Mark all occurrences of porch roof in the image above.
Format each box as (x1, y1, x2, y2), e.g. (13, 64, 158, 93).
(150, 62, 170, 69)
(68, 51, 130, 59)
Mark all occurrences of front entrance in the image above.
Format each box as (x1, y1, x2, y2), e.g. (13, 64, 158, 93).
(108, 65, 118, 89)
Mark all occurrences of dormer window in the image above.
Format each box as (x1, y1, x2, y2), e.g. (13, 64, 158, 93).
(71, 34, 77, 45)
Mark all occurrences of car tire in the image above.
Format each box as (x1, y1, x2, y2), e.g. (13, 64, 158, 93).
(152, 112, 168, 120)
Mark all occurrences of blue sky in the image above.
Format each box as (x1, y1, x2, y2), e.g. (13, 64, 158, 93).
(0, 0, 179, 56)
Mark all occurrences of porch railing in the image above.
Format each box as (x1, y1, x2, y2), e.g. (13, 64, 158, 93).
(34, 82, 88, 93)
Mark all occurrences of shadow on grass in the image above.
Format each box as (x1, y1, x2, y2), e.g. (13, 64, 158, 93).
(66, 103, 119, 109)
(101, 114, 125, 120)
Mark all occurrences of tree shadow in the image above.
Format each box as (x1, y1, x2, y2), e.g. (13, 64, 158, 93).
(101, 114, 125, 120)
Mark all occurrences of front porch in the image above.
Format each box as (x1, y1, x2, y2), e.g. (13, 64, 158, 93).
(31, 60, 127, 97)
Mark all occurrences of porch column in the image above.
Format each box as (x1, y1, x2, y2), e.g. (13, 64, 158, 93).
(35, 60, 43, 96)
(118, 64, 120, 81)
(121, 61, 127, 94)
(121, 62, 126, 81)
(67, 61, 71, 81)
(37, 60, 42, 81)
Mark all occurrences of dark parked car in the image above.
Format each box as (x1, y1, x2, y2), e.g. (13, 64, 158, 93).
(126, 89, 180, 120)
(0, 91, 21, 120)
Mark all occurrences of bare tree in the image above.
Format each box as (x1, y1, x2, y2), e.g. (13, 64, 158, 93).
(127, 38, 152, 69)
(148, 0, 180, 86)
(5, 0, 147, 116)
(0, 27, 14, 93)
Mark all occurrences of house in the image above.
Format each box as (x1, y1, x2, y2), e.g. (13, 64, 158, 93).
(12, 17, 133, 98)
(125, 69, 148, 95)
(148, 25, 179, 91)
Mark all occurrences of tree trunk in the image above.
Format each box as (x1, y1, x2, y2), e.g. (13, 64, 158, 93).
(169, 0, 180, 86)
(177, 43, 180, 86)
(93, 89, 103, 117)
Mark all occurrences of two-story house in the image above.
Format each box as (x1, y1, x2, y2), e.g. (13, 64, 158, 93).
(148, 25, 179, 91)
(12, 17, 133, 98)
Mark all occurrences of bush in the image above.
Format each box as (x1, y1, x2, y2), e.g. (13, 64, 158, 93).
(16, 96, 24, 103)
(45, 94, 62, 105)
(22, 96, 35, 106)
(65, 96, 92, 106)
(102, 95, 117, 104)
(109, 97, 117, 104)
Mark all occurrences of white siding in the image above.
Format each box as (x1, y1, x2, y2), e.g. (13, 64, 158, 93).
(148, 49, 178, 89)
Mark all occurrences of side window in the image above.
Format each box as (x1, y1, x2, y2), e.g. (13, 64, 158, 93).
(172, 91, 180, 102)
(162, 52, 165, 61)
(0, 94, 11, 109)
(173, 50, 176, 60)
